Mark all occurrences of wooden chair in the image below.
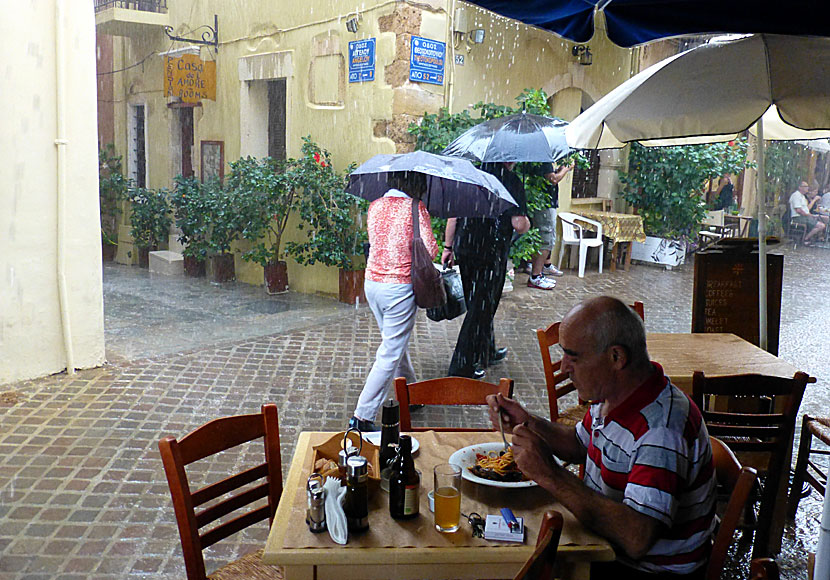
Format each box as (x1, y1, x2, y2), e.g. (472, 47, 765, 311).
(748, 558, 780, 580)
(395, 376, 513, 432)
(692, 371, 808, 558)
(536, 301, 644, 426)
(707, 437, 759, 580)
(513, 510, 564, 580)
(788, 414, 830, 518)
(159, 404, 284, 580)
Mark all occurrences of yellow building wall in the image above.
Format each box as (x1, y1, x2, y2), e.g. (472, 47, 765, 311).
(1, 2, 106, 385)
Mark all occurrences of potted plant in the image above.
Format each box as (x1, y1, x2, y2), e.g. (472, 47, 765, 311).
(171, 175, 210, 277)
(201, 180, 240, 282)
(285, 137, 368, 304)
(126, 186, 173, 268)
(98, 144, 129, 261)
(228, 156, 294, 293)
(619, 139, 752, 266)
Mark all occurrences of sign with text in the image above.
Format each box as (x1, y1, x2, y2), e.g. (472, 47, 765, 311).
(409, 35, 444, 85)
(164, 54, 216, 103)
(348, 38, 376, 83)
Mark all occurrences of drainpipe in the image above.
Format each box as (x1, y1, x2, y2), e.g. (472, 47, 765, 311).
(55, 0, 75, 375)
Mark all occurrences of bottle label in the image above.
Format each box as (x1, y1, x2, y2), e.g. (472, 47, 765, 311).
(403, 484, 419, 515)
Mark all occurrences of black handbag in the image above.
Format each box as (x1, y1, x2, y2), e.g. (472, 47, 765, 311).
(426, 267, 467, 322)
(410, 199, 446, 309)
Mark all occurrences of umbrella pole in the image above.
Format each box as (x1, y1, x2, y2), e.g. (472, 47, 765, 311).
(756, 118, 768, 352)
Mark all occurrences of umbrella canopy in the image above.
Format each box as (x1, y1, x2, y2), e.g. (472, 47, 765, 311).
(345, 150, 517, 218)
(463, 0, 823, 47)
(566, 34, 830, 149)
(441, 113, 571, 163)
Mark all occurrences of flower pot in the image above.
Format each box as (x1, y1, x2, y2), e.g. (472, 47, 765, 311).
(264, 260, 289, 294)
(183, 256, 206, 278)
(210, 253, 235, 283)
(137, 246, 153, 268)
(102, 243, 117, 262)
(339, 268, 366, 304)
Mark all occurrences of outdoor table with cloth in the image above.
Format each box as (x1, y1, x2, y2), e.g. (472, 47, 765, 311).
(571, 210, 646, 272)
(724, 213, 753, 237)
(648, 332, 815, 554)
(263, 431, 614, 580)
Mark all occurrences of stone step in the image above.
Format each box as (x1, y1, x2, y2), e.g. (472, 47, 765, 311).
(149, 250, 184, 276)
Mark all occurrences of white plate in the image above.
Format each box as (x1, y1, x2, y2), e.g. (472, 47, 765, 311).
(362, 432, 420, 454)
(448, 442, 538, 488)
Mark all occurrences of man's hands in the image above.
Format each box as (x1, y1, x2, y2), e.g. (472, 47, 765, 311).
(486, 393, 530, 433)
(441, 247, 454, 267)
(511, 422, 559, 484)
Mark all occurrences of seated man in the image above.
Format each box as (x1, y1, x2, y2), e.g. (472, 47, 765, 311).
(790, 181, 826, 245)
(488, 296, 716, 579)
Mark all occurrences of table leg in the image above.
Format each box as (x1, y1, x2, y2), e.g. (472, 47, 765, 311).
(283, 565, 315, 580)
(623, 242, 633, 271)
(610, 243, 619, 273)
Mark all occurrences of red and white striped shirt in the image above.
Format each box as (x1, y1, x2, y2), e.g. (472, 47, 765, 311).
(365, 191, 439, 284)
(575, 363, 716, 574)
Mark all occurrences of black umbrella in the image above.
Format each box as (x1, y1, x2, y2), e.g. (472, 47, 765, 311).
(441, 113, 571, 164)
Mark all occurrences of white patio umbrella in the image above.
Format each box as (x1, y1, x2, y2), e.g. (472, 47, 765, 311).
(565, 33, 830, 352)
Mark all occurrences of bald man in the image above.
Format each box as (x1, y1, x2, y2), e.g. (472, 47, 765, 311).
(488, 297, 716, 579)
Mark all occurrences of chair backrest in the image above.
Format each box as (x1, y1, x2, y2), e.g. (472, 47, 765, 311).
(536, 302, 644, 422)
(513, 510, 564, 580)
(703, 209, 725, 227)
(707, 436, 759, 580)
(749, 558, 780, 580)
(557, 211, 583, 243)
(692, 372, 808, 558)
(159, 404, 283, 580)
(395, 376, 514, 432)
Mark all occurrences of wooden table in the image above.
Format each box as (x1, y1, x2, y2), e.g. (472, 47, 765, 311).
(264, 431, 614, 580)
(647, 332, 814, 554)
(724, 214, 753, 237)
(572, 210, 646, 272)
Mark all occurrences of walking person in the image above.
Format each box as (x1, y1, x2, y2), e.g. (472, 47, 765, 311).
(349, 172, 439, 431)
(443, 162, 530, 379)
(527, 161, 572, 290)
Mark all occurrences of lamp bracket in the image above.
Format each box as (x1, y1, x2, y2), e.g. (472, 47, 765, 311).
(165, 14, 219, 53)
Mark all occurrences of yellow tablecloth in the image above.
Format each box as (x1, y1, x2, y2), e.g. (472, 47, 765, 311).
(573, 210, 646, 244)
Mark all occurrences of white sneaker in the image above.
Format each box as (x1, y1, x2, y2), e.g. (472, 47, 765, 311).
(527, 274, 556, 290)
(542, 264, 564, 277)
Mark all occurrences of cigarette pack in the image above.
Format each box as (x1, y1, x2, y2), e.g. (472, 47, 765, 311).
(483, 514, 525, 542)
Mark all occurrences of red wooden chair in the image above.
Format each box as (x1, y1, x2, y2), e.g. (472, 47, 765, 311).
(395, 376, 513, 432)
(513, 510, 564, 580)
(159, 404, 284, 580)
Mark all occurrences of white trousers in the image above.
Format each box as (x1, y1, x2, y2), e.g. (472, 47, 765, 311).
(354, 280, 417, 422)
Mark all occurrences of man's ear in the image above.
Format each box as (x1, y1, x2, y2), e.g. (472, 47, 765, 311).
(609, 345, 629, 370)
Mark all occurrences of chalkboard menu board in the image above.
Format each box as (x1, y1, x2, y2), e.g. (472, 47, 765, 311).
(692, 239, 783, 355)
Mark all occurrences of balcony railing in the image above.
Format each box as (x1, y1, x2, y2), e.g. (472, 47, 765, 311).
(94, 0, 167, 14)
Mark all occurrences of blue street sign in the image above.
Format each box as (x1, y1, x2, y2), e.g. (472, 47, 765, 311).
(409, 35, 445, 85)
(348, 38, 376, 83)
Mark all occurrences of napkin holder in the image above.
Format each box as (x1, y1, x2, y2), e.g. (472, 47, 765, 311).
(310, 431, 381, 496)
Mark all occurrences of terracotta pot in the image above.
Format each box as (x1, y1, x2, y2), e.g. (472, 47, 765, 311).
(210, 253, 235, 283)
(339, 268, 366, 305)
(183, 256, 206, 278)
(264, 260, 289, 294)
(137, 247, 152, 268)
(102, 243, 117, 262)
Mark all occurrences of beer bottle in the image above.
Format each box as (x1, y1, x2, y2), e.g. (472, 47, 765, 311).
(389, 435, 420, 519)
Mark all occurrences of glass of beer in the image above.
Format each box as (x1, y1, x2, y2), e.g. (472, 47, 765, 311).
(433, 463, 462, 533)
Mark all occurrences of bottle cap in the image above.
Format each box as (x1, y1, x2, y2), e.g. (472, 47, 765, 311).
(398, 435, 412, 453)
(346, 455, 368, 481)
(381, 399, 400, 425)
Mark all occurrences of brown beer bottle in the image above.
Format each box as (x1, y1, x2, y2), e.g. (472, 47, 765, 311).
(389, 435, 420, 519)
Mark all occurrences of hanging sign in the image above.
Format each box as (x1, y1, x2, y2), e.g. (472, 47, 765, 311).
(409, 36, 445, 85)
(348, 38, 376, 83)
(164, 54, 216, 103)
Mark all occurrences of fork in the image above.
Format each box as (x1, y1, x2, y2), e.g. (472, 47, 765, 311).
(497, 408, 511, 453)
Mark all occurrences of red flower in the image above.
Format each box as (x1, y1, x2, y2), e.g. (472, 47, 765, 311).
(313, 152, 328, 167)
(727, 140, 735, 146)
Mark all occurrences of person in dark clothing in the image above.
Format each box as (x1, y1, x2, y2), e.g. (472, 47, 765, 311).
(713, 176, 734, 211)
(442, 162, 530, 379)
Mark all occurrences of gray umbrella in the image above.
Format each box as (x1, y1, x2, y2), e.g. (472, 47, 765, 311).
(441, 113, 571, 163)
(345, 150, 517, 218)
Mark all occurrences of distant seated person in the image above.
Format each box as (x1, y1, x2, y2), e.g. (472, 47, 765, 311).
(807, 185, 830, 222)
(821, 189, 830, 212)
(790, 180, 826, 245)
(488, 296, 716, 579)
(713, 175, 734, 211)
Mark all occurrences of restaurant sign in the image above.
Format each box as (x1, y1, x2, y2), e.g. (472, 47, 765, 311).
(164, 54, 216, 103)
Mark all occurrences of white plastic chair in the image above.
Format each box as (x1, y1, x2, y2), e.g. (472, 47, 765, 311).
(557, 212, 603, 278)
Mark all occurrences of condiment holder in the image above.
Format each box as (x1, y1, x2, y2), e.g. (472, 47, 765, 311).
(310, 430, 381, 496)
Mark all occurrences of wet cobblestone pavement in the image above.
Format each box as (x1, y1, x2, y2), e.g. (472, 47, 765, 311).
(1, 246, 828, 579)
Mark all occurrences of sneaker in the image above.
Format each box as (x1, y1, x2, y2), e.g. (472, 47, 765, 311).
(348, 416, 380, 432)
(528, 274, 556, 290)
(542, 264, 564, 277)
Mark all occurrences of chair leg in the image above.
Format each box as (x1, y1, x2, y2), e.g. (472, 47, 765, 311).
(788, 416, 813, 518)
(578, 243, 587, 278)
(597, 243, 603, 274)
(558, 242, 566, 271)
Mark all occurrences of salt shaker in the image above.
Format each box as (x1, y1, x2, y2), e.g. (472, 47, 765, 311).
(306, 473, 327, 533)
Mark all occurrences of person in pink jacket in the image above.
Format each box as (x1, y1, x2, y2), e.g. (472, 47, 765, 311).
(349, 172, 439, 431)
